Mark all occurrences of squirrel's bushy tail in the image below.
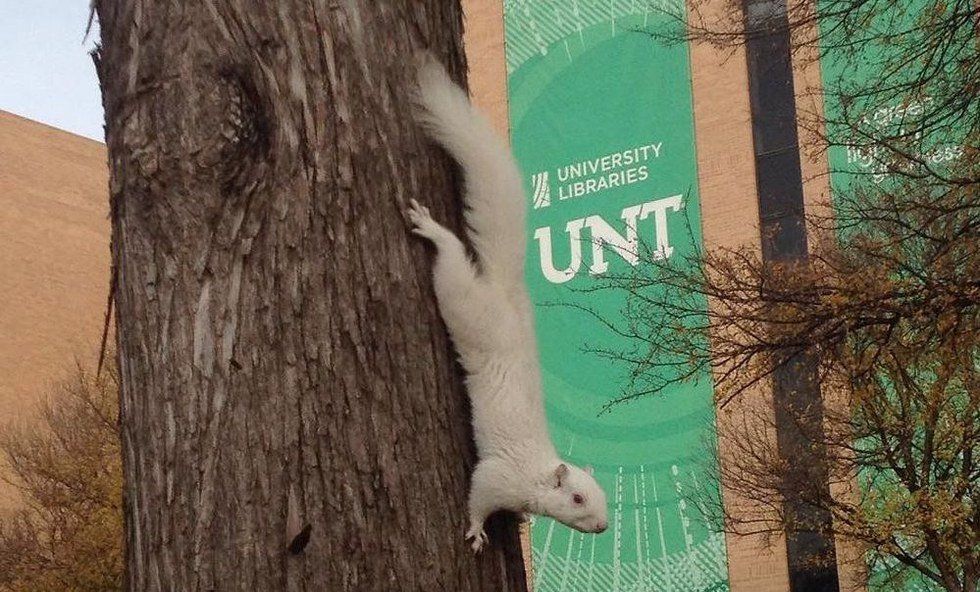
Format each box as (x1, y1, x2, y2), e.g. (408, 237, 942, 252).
(413, 56, 526, 289)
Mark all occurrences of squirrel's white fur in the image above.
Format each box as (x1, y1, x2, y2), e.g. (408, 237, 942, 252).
(406, 56, 608, 553)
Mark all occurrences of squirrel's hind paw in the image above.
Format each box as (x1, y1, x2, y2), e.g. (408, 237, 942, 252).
(465, 526, 489, 554)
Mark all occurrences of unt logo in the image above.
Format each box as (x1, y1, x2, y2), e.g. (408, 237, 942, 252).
(532, 195, 684, 284)
(531, 171, 551, 209)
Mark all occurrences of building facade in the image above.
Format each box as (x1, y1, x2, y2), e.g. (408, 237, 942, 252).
(0, 110, 110, 510)
(461, 1, 861, 591)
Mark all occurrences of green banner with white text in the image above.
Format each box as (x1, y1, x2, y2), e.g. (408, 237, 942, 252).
(502, 2, 730, 590)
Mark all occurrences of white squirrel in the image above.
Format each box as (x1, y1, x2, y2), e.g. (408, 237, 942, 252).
(406, 56, 608, 553)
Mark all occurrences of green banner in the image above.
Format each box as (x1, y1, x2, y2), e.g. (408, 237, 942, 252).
(502, 2, 730, 590)
(818, 1, 967, 201)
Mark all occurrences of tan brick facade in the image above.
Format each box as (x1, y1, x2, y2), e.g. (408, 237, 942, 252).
(0, 111, 110, 510)
(689, 17, 794, 592)
(790, 11, 866, 592)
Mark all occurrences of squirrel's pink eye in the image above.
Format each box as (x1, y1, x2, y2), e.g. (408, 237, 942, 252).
(572, 494, 585, 505)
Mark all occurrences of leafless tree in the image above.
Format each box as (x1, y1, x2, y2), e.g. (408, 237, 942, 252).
(0, 362, 123, 592)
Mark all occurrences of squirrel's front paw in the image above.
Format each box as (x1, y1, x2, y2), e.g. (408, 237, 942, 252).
(464, 525, 489, 554)
(406, 199, 443, 241)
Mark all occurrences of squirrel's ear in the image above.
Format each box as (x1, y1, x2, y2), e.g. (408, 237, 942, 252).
(553, 463, 569, 488)
(584, 465, 594, 476)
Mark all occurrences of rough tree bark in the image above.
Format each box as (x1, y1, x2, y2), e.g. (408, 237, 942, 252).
(93, 2, 528, 590)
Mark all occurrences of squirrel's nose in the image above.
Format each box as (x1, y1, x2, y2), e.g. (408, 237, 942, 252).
(594, 521, 607, 533)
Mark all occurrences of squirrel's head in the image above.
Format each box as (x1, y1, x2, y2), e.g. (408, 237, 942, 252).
(537, 462, 608, 534)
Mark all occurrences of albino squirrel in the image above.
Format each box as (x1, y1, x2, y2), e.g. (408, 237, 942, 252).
(406, 56, 608, 553)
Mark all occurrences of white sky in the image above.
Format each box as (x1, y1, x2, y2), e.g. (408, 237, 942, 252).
(0, 1, 104, 141)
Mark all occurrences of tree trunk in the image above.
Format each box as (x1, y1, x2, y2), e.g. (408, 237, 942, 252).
(93, 2, 528, 590)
